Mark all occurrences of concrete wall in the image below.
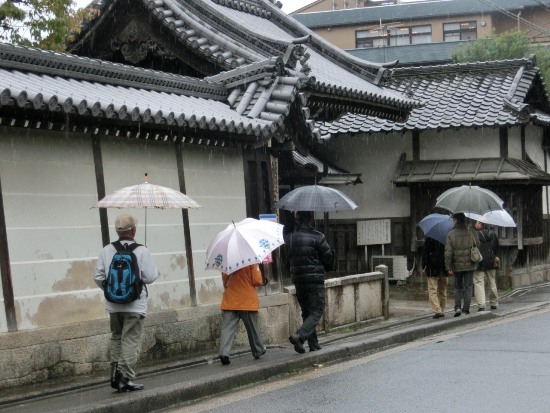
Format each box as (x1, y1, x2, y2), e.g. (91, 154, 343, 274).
(286, 269, 388, 336)
(508, 265, 550, 289)
(0, 270, 387, 390)
(0, 128, 247, 332)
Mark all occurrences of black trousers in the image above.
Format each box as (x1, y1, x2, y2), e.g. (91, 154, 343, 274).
(295, 282, 325, 347)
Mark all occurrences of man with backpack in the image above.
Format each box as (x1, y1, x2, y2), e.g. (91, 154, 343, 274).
(93, 213, 158, 393)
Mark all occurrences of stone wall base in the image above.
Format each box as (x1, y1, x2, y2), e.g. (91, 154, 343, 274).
(0, 271, 387, 390)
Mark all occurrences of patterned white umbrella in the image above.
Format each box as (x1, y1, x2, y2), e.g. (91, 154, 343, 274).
(273, 185, 358, 212)
(205, 218, 285, 275)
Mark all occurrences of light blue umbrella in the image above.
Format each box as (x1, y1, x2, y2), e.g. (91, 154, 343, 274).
(417, 213, 453, 245)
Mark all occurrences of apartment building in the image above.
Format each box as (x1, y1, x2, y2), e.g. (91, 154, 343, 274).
(293, 0, 550, 64)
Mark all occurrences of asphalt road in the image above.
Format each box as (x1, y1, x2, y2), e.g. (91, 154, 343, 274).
(165, 306, 550, 413)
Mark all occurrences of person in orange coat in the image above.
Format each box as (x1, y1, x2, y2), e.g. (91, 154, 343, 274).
(218, 263, 266, 365)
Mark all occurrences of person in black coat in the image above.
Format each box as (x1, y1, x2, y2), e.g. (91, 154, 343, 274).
(422, 236, 448, 319)
(473, 221, 499, 311)
(285, 211, 335, 354)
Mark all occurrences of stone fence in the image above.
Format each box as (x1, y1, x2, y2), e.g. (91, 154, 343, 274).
(0, 267, 388, 390)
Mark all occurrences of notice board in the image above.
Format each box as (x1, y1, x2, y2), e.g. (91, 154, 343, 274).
(357, 219, 391, 246)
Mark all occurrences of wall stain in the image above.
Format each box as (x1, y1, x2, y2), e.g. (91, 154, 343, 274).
(158, 291, 171, 308)
(197, 279, 223, 305)
(53, 260, 97, 292)
(169, 254, 186, 271)
(33, 250, 54, 260)
(30, 295, 104, 328)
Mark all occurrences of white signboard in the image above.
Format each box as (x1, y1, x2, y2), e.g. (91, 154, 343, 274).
(357, 219, 391, 246)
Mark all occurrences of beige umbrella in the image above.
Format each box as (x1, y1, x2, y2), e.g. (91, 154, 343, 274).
(93, 173, 200, 244)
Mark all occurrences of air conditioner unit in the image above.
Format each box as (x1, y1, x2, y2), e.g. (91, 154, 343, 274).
(371, 255, 410, 281)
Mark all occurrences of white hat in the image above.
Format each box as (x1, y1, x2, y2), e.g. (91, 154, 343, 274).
(115, 213, 137, 232)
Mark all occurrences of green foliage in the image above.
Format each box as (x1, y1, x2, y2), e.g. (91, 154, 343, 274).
(453, 31, 550, 93)
(0, 0, 84, 51)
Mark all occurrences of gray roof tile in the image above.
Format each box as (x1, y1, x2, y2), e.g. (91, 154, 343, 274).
(0, 43, 284, 145)
(317, 57, 550, 137)
(70, 0, 421, 119)
(393, 158, 550, 185)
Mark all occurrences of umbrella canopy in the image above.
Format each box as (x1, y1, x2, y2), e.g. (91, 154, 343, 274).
(465, 210, 516, 227)
(93, 182, 200, 209)
(205, 218, 285, 275)
(273, 185, 358, 212)
(92, 175, 201, 245)
(435, 185, 504, 215)
(417, 213, 453, 245)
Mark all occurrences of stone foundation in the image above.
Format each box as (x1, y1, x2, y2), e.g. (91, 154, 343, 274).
(0, 269, 388, 390)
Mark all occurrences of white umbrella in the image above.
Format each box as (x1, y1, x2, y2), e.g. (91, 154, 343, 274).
(435, 185, 505, 215)
(273, 185, 358, 212)
(465, 210, 516, 227)
(205, 218, 285, 275)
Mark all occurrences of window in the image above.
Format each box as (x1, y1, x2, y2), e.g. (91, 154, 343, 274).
(443, 21, 477, 41)
(355, 25, 431, 48)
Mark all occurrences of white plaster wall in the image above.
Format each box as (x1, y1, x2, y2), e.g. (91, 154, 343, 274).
(524, 125, 549, 214)
(323, 132, 411, 219)
(0, 128, 246, 331)
(508, 127, 523, 159)
(525, 125, 544, 167)
(420, 128, 500, 159)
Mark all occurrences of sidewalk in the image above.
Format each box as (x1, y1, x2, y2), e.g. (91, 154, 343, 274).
(1, 283, 549, 413)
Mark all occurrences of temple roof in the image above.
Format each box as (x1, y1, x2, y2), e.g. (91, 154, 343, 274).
(316, 56, 550, 139)
(68, 0, 420, 122)
(0, 43, 301, 147)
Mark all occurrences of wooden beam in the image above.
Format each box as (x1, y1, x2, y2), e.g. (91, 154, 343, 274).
(175, 142, 197, 306)
(92, 135, 110, 247)
(0, 175, 17, 331)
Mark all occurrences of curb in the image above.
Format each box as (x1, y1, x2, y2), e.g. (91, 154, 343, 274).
(69, 312, 496, 413)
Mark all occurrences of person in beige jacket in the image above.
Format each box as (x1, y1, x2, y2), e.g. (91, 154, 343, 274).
(444, 213, 479, 317)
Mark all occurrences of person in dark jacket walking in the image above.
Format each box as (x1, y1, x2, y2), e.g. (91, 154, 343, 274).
(422, 236, 448, 319)
(445, 213, 478, 317)
(473, 221, 499, 311)
(285, 211, 335, 354)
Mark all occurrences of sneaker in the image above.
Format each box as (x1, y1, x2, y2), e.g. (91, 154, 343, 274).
(462, 309, 470, 315)
(454, 309, 461, 317)
(219, 355, 230, 365)
(490, 305, 498, 310)
(309, 343, 322, 351)
(433, 313, 444, 319)
(478, 308, 485, 312)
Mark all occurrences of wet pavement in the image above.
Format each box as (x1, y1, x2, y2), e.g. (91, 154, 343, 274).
(1, 282, 549, 413)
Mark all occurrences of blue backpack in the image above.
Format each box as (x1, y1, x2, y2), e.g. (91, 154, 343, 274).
(103, 241, 144, 304)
